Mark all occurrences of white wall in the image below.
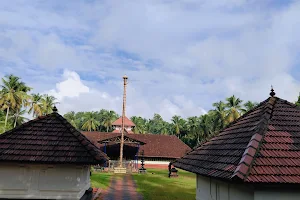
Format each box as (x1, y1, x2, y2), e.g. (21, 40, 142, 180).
(0, 163, 91, 199)
(136, 160, 170, 165)
(254, 190, 300, 200)
(115, 126, 133, 131)
(196, 175, 254, 200)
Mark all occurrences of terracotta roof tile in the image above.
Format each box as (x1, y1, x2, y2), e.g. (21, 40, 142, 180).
(174, 96, 300, 184)
(82, 132, 191, 159)
(112, 116, 135, 127)
(0, 113, 108, 165)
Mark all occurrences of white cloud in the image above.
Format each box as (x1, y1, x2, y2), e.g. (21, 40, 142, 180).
(47, 70, 207, 120)
(1, 0, 300, 121)
(47, 70, 89, 101)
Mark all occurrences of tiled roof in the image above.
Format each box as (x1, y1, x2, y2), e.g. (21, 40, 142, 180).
(82, 132, 191, 159)
(174, 96, 300, 184)
(112, 116, 135, 127)
(0, 113, 108, 164)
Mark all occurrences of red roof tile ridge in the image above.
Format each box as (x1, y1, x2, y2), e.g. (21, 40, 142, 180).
(232, 97, 277, 181)
(112, 116, 136, 126)
(54, 113, 109, 162)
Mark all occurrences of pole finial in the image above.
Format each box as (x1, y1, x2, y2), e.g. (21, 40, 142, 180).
(270, 85, 275, 97)
(52, 106, 58, 113)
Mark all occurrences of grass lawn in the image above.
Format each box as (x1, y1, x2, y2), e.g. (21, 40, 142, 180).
(132, 169, 196, 200)
(90, 171, 112, 190)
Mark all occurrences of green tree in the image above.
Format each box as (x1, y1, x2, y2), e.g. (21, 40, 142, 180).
(81, 112, 100, 132)
(186, 116, 200, 145)
(171, 115, 186, 138)
(0, 75, 31, 131)
(41, 94, 58, 115)
(295, 93, 300, 107)
(225, 95, 243, 123)
(241, 101, 258, 114)
(64, 111, 78, 129)
(102, 110, 118, 132)
(212, 101, 227, 131)
(131, 116, 147, 134)
(160, 121, 171, 135)
(143, 113, 174, 135)
(29, 93, 43, 117)
(199, 114, 213, 142)
(10, 109, 29, 127)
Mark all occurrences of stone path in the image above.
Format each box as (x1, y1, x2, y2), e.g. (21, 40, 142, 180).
(99, 174, 143, 200)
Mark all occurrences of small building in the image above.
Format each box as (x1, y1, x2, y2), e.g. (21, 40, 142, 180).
(112, 116, 136, 134)
(0, 108, 107, 200)
(174, 90, 300, 200)
(83, 131, 191, 169)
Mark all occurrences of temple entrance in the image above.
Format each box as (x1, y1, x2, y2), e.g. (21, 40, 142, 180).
(97, 135, 146, 173)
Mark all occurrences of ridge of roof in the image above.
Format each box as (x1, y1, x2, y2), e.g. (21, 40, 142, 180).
(0, 113, 108, 164)
(232, 97, 277, 180)
(191, 98, 271, 151)
(223, 97, 271, 132)
(54, 113, 109, 162)
(0, 114, 49, 139)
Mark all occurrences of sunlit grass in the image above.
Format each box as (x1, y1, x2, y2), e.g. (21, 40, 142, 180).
(90, 172, 112, 189)
(132, 169, 196, 200)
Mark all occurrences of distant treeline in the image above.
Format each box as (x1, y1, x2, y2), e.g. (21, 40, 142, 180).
(62, 97, 259, 148)
(2, 74, 300, 148)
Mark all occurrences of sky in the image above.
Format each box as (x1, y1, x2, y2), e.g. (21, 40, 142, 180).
(1, 0, 300, 121)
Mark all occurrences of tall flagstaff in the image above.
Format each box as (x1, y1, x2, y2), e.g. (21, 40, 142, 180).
(119, 75, 128, 167)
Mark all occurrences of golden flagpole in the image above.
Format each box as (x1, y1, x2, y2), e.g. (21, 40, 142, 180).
(119, 75, 128, 167)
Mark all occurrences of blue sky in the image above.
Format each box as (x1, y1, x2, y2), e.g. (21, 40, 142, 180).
(1, 0, 300, 120)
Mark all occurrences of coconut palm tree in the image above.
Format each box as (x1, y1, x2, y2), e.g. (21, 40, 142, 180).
(171, 115, 186, 138)
(225, 95, 243, 123)
(295, 93, 300, 107)
(160, 121, 170, 135)
(10, 108, 29, 127)
(131, 116, 147, 134)
(82, 112, 100, 132)
(41, 94, 58, 115)
(241, 101, 259, 114)
(187, 116, 199, 134)
(102, 110, 118, 132)
(64, 111, 78, 129)
(186, 116, 200, 144)
(28, 93, 43, 117)
(0, 110, 6, 133)
(212, 101, 227, 130)
(0, 75, 30, 131)
(199, 114, 213, 140)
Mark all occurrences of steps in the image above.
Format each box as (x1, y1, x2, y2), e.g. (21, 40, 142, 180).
(114, 167, 127, 174)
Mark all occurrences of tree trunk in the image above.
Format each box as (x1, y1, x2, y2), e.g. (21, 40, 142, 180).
(14, 110, 19, 128)
(107, 126, 109, 132)
(4, 107, 9, 132)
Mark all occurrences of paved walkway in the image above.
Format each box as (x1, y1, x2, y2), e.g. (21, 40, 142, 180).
(99, 174, 143, 200)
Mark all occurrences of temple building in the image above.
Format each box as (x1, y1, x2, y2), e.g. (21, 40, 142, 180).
(112, 116, 135, 134)
(0, 107, 107, 200)
(83, 117, 191, 169)
(174, 89, 300, 200)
